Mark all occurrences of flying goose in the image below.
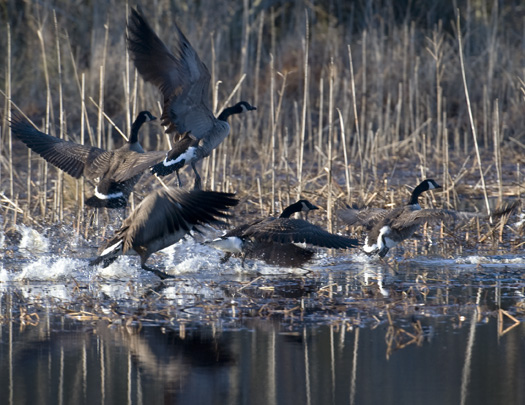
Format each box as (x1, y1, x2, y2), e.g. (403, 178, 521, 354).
(338, 179, 473, 257)
(90, 188, 238, 279)
(126, 7, 256, 189)
(10, 110, 168, 208)
(206, 199, 360, 267)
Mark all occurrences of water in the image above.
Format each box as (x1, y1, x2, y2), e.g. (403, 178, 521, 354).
(1, 226, 525, 404)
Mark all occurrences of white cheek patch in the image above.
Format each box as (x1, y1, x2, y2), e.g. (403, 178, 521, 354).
(94, 187, 124, 200)
(428, 182, 436, 190)
(163, 147, 197, 167)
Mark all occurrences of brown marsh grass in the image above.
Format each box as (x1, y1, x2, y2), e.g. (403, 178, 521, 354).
(0, 0, 524, 252)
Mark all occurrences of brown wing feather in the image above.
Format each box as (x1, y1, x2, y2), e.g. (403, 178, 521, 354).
(10, 114, 106, 179)
(338, 207, 388, 230)
(243, 218, 359, 249)
(127, 7, 214, 140)
(390, 209, 479, 230)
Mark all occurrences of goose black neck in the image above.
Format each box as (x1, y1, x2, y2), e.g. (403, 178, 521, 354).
(408, 183, 427, 205)
(217, 105, 241, 122)
(129, 115, 147, 144)
(279, 202, 303, 218)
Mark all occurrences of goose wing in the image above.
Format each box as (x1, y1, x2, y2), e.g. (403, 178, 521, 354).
(389, 209, 479, 230)
(10, 114, 106, 179)
(338, 207, 388, 230)
(127, 7, 215, 141)
(110, 150, 168, 182)
(243, 218, 360, 249)
(117, 189, 238, 252)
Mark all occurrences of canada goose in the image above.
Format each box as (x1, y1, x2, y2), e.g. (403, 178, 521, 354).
(90, 188, 238, 279)
(10, 110, 167, 208)
(206, 199, 360, 267)
(127, 7, 256, 189)
(338, 179, 455, 257)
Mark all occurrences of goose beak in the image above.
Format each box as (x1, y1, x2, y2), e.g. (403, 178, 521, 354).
(249, 106, 257, 111)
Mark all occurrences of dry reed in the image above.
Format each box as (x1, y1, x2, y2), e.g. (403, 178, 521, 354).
(0, 0, 522, 253)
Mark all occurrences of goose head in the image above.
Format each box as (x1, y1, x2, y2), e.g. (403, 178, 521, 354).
(280, 199, 319, 219)
(408, 179, 442, 206)
(217, 102, 257, 121)
(129, 111, 157, 145)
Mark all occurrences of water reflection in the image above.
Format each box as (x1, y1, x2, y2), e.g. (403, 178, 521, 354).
(0, 314, 524, 405)
(1, 254, 525, 404)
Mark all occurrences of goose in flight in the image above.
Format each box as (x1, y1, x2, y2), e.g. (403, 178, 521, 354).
(10, 110, 166, 208)
(90, 188, 239, 279)
(207, 199, 360, 267)
(127, 7, 256, 189)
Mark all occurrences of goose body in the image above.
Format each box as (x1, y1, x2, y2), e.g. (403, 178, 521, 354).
(90, 188, 238, 278)
(10, 111, 166, 208)
(127, 7, 256, 189)
(339, 179, 456, 257)
(207, 200, 360, 267)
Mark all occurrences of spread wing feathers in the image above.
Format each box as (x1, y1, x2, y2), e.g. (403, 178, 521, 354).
(242, 218, 360, 249)
(102, 189, 238, 254)
(223, 219, 265, 238)
(127, 7, 214, 140)
(389, 209, 480, 230)
(10, 114, 105, 179)
(338, 207, 388, 230)
(110, 150, 168, 182)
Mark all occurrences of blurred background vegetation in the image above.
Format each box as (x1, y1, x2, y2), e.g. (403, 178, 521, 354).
(1, 0, 524, 225)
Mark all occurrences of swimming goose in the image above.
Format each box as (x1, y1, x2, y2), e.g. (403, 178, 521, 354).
(339, 179, 463, 257)
(10, 110, 167, 208)
(126, 7, 256, 189)
(206, 199, 360, 267)
(90, 188, 238, 279)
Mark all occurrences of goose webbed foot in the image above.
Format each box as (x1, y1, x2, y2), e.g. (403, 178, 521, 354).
(141, 264, 175, 280)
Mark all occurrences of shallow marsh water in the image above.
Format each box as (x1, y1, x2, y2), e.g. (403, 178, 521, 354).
(1, 228, 525, 405)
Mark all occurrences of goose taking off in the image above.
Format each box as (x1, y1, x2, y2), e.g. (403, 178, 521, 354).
(10, 111, 167, 208)
(338, 179, 477, 257)
(90, 188, 239, 279)
(206, 199, 360, 267)
(127, 7, 256, 189)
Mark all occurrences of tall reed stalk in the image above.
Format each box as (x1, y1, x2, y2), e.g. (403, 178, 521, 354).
(296, 11, 309, 200)
(456, 11, 491, 219)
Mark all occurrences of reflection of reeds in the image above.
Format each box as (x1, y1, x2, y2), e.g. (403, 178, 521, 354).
(384, 309, 424, 360)
(497, 309, 520, 337)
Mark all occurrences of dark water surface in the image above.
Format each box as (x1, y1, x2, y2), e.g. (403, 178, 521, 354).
(0, 311, 524, 405)
(1, 250, 525, 405)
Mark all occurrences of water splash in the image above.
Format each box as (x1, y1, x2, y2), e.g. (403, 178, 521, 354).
(18, 225, 49, 255)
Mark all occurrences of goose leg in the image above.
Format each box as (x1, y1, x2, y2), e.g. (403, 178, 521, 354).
(191, 162, 202, 190)
(378, 247, 389, 258)
(176, 170, 183, 188)
(220, 252, 232, 264)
